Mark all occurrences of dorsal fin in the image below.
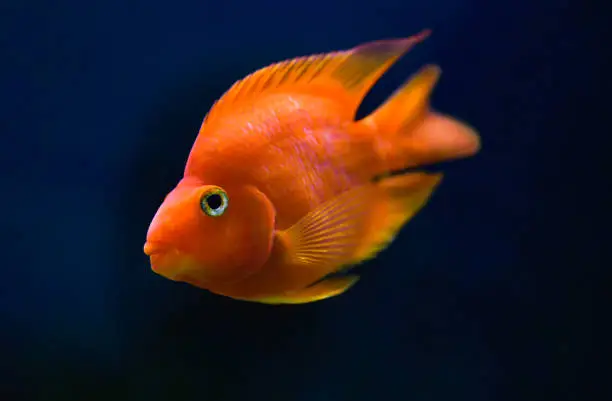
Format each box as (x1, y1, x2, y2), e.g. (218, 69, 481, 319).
(201, 30, 431, 130)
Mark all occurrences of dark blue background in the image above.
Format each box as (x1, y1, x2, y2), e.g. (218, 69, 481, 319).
(1, 1, 605, 400)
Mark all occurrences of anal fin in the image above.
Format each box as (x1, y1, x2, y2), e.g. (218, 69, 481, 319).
(254, 275, 360, 304)
(351, 172, 443, 263)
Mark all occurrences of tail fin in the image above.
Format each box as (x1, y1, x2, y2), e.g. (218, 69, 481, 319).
(360, 65, 481, 168)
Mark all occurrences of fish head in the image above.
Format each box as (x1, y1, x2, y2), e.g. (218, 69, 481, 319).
(144, 178, 275, 287)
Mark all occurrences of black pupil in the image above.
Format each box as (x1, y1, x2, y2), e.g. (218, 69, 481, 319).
(206, 193, 222, 210)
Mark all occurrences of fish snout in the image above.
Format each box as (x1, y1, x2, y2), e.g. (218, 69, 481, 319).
(143, 240, 165, 256)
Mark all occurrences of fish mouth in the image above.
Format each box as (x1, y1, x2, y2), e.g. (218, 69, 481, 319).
(143, 240, 168, 256)
(144, 242, 195, 281)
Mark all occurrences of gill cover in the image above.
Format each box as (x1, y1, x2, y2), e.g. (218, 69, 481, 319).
(189, 183, 275, 285)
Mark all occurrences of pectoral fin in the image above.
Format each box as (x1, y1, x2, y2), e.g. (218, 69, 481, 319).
(275, 184, 379, 279)
(268, 170, 441, 299)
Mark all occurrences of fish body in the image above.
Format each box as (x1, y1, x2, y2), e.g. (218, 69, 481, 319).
(144, 30, 481, 304)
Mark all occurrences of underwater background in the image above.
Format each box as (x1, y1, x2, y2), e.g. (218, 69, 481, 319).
(1, 0, 606, 400)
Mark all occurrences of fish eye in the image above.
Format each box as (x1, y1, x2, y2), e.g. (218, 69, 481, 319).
(200, 188, 229, 217)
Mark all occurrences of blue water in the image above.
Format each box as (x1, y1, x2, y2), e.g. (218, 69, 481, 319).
(1, 0, 603, 400)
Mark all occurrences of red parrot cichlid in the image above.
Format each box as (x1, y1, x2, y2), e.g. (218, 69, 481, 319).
(144, 30, 481, 304)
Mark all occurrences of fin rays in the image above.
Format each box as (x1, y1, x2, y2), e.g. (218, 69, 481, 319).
(201, 30, 432, 130)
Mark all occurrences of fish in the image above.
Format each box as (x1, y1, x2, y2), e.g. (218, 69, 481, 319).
(143, 30, 481, 304)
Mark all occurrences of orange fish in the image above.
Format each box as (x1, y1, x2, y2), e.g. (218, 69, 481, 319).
(144, 30, 480, 304)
